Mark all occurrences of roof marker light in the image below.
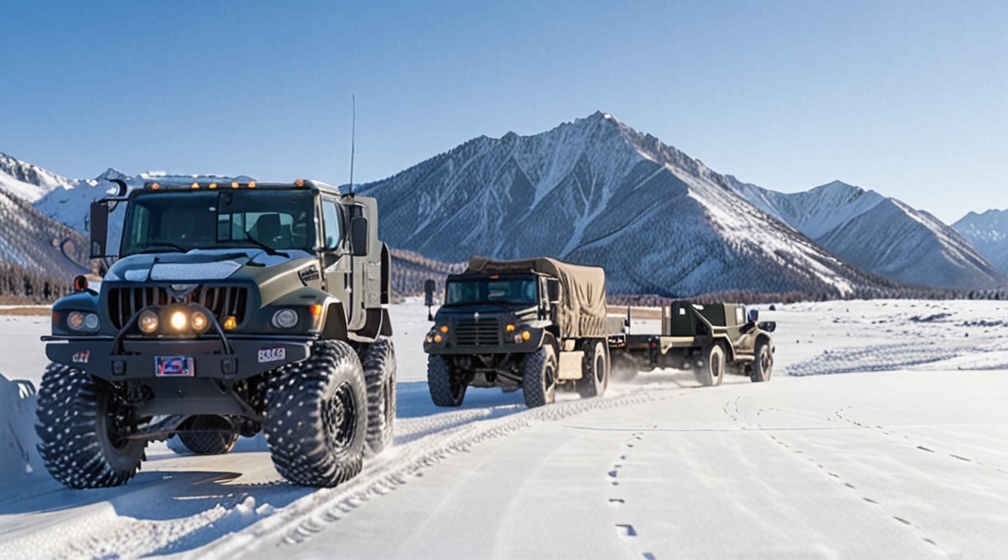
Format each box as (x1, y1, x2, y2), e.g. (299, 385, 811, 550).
(231, 181, 239, 189)
(151, 183, 161, 190)
(247, 181, 256, 189)
(295, 178, 305, 188)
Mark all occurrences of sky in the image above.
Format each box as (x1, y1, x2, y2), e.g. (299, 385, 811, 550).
(1, 0, 1005, 223)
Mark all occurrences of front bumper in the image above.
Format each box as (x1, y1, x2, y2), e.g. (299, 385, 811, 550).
(45, 335, 312, 382)
(423, 330, 545, 355)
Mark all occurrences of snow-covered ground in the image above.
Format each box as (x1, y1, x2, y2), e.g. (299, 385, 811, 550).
(1, 299, 1007, 558)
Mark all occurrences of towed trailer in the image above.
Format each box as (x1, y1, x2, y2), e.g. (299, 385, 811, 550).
(610, 301, 776, 386)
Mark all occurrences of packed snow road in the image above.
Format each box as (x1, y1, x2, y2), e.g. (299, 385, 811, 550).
(1, 299, 1007, 559)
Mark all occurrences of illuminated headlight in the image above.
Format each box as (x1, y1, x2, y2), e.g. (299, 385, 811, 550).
(139, 310, 159, 333)
(67, 312, 84, 330)
(272, 309, 299, 329)
(67, 312, 100, 332)
(169, 310, 188, 331)
(191, 310, 210, 333)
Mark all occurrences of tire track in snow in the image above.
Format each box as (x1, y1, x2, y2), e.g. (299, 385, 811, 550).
(187, 387, 678, 558)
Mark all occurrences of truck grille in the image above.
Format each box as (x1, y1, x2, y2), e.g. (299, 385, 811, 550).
(455, 318, 500, 346)
(107, 286, 249, 329)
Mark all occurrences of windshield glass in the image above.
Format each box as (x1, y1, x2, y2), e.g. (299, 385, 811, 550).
(120, 190, 315, 256)
(445, 277, 538, 306)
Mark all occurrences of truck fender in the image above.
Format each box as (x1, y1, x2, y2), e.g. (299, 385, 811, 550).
(322, 301, 348, 340)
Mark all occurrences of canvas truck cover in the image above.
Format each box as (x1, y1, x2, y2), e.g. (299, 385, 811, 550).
(466, 256, 607, 339)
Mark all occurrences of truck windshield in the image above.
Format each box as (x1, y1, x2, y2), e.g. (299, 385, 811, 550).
(445, 277, 538, 307)
(120, 190, 315, 256)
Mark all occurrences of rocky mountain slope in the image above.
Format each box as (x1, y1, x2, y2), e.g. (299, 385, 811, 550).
(727, 178, 1007, 290)
(954, 209, 1008, 277)
(357, 112, 900, 298)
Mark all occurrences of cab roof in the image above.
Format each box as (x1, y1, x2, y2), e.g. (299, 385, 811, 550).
(138, 178, 342, 196)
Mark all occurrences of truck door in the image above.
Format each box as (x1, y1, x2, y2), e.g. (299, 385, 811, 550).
(321, 197, 353, 322)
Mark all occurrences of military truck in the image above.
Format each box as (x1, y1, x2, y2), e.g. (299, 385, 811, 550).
(423, 256, 619, 408)
(37, 178, 396, 489)
(610, 301, 776, 385)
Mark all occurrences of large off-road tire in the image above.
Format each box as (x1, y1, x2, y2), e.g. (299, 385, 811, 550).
(522, 344, 557, 408)
(264, 340, 367, 488)
(35, 363, 146, 489)
(178, 430, 239, 455)
(578, 339, 610, 398)
(361, 336, 397, 456)
(610, 351, 639, 381)
(698, 343, 725, 387)
(427, 355, 466, 407)
(750, 338, 773, 383)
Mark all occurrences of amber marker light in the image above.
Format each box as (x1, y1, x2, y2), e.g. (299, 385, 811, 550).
(439, 325, 449, 334)
(295, 178, 305, 187)
(231, 181, 239, 189)
(191, 182, 200, 189)
(521, 330, 531, 341)
(506, 324, 516, 332)
(150, 183, 161, 190)
(223, 316, 238, 330)
(310, 304, 323, 318)
(247, 181, 256, 189)
(434, 334, 443, 343)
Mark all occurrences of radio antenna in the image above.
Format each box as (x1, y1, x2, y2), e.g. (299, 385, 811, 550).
(348, 94, 356, 196)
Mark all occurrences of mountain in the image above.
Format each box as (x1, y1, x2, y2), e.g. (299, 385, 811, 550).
(954, 209, 1008, 277)
(727, 178, 1007, 291)
(0, 152, 73, 203)
(357, 112, 900, 298)
(0, 188, 89, 301)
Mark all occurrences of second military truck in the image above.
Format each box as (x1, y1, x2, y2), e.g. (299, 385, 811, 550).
(424, 256, 619, 408)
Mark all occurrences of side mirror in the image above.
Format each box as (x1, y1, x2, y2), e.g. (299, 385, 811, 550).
(424, 279, 436, 321)
(747, 309, 759, 323)
(89, 201, 109, 259)
(349, 216, 368, 257)
(758, 321, 776, 333)
(546, 278, 562, 305)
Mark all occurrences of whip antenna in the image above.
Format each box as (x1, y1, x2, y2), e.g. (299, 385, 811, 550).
(348, 94, 356, 196)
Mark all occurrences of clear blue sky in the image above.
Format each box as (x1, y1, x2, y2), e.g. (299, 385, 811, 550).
(1, 0, 1005, 223)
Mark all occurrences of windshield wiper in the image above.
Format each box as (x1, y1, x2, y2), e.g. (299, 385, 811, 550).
(216, 237, 288, 258)
(134, 242, 188, 254)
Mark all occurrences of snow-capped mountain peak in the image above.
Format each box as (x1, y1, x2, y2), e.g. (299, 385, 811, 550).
(0, 152, 73, 203)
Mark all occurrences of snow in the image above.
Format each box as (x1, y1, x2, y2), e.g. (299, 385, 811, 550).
(1, 298, 1008, 558)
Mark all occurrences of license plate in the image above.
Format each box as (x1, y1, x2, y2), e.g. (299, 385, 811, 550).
(155, 356, 195, 377)
(258, 347, 287, 364)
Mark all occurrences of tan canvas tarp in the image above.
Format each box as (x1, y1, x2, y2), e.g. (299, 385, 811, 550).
(467, 256, 607, 339)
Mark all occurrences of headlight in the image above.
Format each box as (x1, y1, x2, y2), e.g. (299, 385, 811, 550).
(272, 309, 299, 329)
(139, 310, 159, 333)
(67, 312, 84, 330)
(169, 310, 188, 331)
(191, 310, 210, 333)
(83, 313, 100, 331)
(67, 312, 100, 332)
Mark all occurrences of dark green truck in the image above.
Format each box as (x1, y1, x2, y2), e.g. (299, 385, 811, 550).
(38, 178, 396, 489)
(611, 301, 776, 385)
(423, 256, 622, 408)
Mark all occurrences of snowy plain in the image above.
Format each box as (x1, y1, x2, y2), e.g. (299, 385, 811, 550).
(1, 298, 1007, 559)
